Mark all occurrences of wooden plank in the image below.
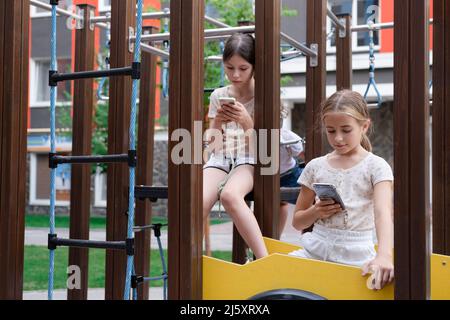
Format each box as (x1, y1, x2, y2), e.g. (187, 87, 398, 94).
(67, 4, 96, 301)
(305, 0, 326, 162)
(335, 14, 352, 90)
(168, 0, 204, 300)
(254, 0, 280, 239)
(394, 0, 431, 300)
(135, 26, 158, 300)
(432, 0, 450, 255)
(0, 0, 29, 299)
(106, 0, 135, 300)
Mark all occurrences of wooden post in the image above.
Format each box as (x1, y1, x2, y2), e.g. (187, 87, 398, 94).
(0, 0, 29, 300)
(135, 26, 158, 300)
(168, 0, 204, 300)
(105, 0, 135, 300)
(67, 4, 96, 300)
(254, 0, 281, 239)
(432, 0, 450, 255)
(394, 0, 431, 299)
(305, 0, 326, 162)
(335, 14, 352, 91)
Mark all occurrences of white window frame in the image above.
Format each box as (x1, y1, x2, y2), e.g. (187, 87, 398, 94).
(98, 0, 112, 12)
(30, 58, 72, 108)
(94, 168, 107, 208)
(29, 152, 70, 206)
(327, 0, 382, 53)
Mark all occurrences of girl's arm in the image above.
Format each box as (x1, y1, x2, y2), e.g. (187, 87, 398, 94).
(292, 187, 342, 231)
(362, 181, 394, 290)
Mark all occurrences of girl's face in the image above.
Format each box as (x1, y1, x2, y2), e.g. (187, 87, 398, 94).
(224, 54, 254, 88)
(323, 111, 370, 155)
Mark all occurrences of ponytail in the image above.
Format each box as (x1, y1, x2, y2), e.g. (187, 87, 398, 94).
(361, 133, 372, 152)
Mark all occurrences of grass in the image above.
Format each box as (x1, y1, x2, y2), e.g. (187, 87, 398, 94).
(24, 245, 232, 291)
(25, 215, 230, 230)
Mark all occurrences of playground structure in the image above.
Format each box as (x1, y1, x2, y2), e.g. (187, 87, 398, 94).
(0, 0, 449, 300)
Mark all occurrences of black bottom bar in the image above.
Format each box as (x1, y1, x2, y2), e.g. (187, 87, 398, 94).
(48, 234, 131, 252)
(135, 185, 301, 203)
(49, 153, 132, 168)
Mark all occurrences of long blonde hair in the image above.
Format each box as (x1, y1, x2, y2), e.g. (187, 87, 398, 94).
(321, 90, 372, 152)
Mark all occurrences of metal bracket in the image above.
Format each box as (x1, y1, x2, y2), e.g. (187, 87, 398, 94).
(89, 9, 95, 31)
(128, 27, 135, 53)
(309, 43, 318, 67)
(339, 18, 347, 38)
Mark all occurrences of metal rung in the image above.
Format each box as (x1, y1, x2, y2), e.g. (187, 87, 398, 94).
(49, 63, 140, 86)
(48, 234, 134, 255)
(49, 151, 136, 168)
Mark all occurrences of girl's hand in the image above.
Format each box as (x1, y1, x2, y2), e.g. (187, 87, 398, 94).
(220, 102, 253, 130)
(215, 105, 234, 125)
(312, 199, 343, 220)
(361, 254, 394, 290)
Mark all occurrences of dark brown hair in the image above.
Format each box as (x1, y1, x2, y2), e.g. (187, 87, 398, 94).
(223, 33, 255, 66)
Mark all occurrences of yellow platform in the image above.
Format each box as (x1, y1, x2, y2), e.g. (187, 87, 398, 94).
(203, 237, 450, 300)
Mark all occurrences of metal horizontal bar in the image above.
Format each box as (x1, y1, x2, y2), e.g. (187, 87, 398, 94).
(280, 32, 317, 58)
(327, 8, 346, 30)
(91, 11, 170, 23)
(50, 238, 127, 251)
(351, 19, 433, 32)
(134, 26, 255, 43)
(135, 185, 300, 203)
(52, 154, 129, 165)
(30, 0, 83, 20)
(51, 67, 133, 84)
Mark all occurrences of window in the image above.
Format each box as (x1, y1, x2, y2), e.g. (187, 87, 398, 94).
(30, 58, 72, 107)
(94, 167, 107, 207)
(327, 0, 380, 52)
(99, 0, 112, 12)
(29, 153, 71, 206)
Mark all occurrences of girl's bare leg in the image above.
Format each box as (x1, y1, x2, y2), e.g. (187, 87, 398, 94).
(220, 165, 268, 259)
(278, 202, 289, 238)
(203, 167, 228, 227)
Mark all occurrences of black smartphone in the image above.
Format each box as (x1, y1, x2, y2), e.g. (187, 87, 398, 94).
(312, 183, 346, 210)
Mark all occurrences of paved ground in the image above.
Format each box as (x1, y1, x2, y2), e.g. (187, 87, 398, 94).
(23, 205, 301, 300)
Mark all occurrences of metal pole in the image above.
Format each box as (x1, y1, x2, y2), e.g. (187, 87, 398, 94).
(327, 8, 346, 30)
(281, 32, 317, 58)
(141, 43, 170, 59)
(30, 0, 83, 20)
(134, 25, 255, 42)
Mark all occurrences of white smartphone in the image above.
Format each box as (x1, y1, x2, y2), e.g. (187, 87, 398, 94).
(218, 97, 236, 105)
(312, 183, 346, 210)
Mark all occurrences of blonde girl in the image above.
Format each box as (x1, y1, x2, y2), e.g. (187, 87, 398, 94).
(290, 90, 394, 290)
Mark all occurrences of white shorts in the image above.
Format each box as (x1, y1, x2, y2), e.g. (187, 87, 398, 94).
(203, 154, 255, 174)
(289, 224, 376, 267)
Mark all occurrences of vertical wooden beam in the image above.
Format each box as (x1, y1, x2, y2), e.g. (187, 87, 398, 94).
(394, 0, 431, 300)
(0, 0, 29, 300)
(168, 0, 204, 300)
(135, 26, 158, 300)
(254, 0, 281, 239)
(67, 4, 96, 301)
(106, 0, 135, 300)
(335, 14, 353, 91)
(432, 0, 450, 255)
(305, 0, 326, 162)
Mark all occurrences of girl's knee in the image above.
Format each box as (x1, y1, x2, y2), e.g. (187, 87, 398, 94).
(220, 189, 243, 211)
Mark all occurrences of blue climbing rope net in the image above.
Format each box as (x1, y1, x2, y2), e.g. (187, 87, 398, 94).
(48, 0, 143, 300)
